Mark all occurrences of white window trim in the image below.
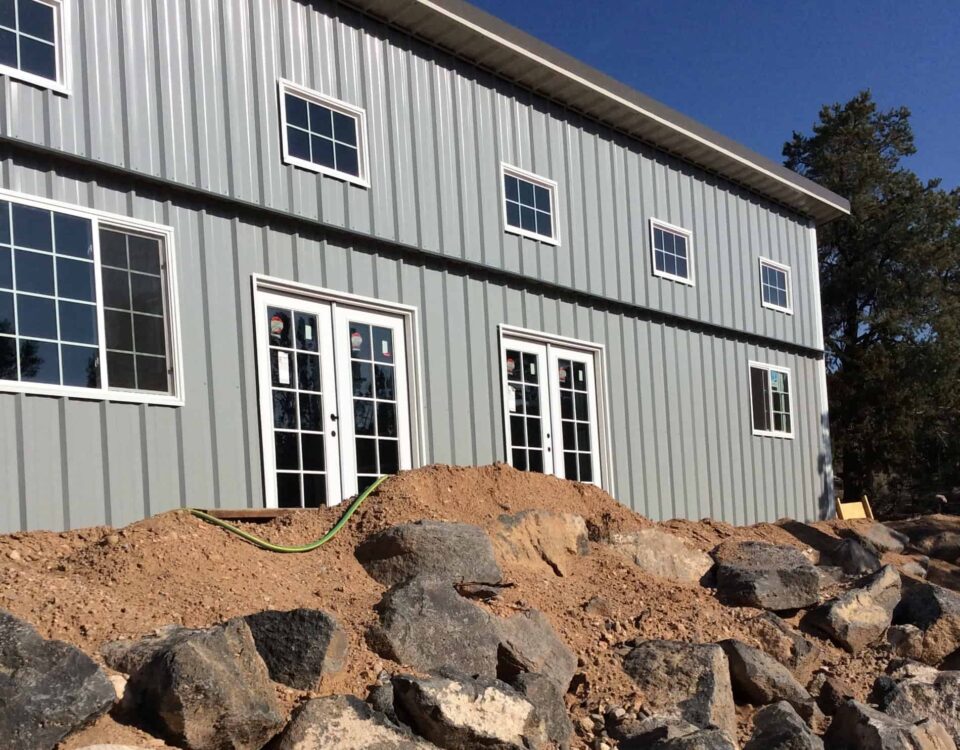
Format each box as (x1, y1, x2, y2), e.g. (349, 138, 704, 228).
(749, 360, 794, 439)
(0, 188, 184, 406)
(500, 163, 560, 247)
(758, 257, 793, 314)
(0, 0, 71, 96)
(277, 78, 370, 189)
(649, 218, 695, 286)
(497, 324, 613, 493)
(251, 273, 426, 472)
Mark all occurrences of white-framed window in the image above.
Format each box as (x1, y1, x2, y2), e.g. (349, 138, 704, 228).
(277, 79, 370, 188)
(0, 189, 183, 405)
(0, 0, 68, 94)
(650, 219, 694, 285)
(501, 164, 559, 245)
(749, 361, 793, 438)
(759, 257, 792, 314)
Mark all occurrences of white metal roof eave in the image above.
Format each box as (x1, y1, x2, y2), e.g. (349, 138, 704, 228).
(340, 0, 851, 226)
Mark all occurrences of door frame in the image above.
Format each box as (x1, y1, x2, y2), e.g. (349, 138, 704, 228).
(497, 324, 614, 493)
(251, 274, 425, 506)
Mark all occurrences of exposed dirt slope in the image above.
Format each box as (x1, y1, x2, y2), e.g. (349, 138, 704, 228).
(0, 463, 949, 748)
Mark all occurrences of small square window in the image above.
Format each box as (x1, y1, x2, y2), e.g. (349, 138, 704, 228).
(759, 258, 793, 313)
(750, 363, 793, 438)
(650, 220, 694, 285)
(501, 165, 559, 245)
(0, 0, 67, 92)
(279, 80, 368, 187)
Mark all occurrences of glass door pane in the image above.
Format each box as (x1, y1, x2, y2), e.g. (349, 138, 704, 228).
(502, 341, 552, 475)
(549, 346, 600, 486)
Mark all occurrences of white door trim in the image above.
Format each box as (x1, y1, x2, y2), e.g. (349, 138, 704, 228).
(497, 324, 614, 493)
(252, 275, 425, 505)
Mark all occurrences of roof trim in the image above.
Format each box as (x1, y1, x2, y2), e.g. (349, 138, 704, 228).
(338, 0, 850, 225)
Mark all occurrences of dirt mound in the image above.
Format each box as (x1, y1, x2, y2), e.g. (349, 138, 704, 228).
(0, 463, 943, 748)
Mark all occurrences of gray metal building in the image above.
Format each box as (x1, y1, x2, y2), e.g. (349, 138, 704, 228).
(0, 0, 849, 532)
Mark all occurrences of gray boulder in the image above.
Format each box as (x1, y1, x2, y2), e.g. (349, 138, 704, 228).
(496, 609, 577, 693)
(831, 538, 881, 576)
(824, 700, 956, 750)
(622, 640, 737, 739)
(745, 612, 821, 684)
(718, 639, 818, 722)
(272, 695, 435, 749)
(356, 521, 502, 587)
(914, 531, 960, 562)
(887, 624, 925, 660)
(368, 576, 502, 678)
(712, 541, 819, 611)
(875, 670, 960, 745)
(101, 624, 195, 675)
(511, 672, 573, 750)
(241, 608, 347, 689)
(804, 565, 901, 653)
(392, 672, 548, 750)
(606, 529, 713, 584)
(0, 610, 115, 750)
(809, 673, 855, 717)
(653, 731, 737, 749)
(745, 701, 824, 750)
(894, 579, 960, 665)
(125, 618, 284, 750)
(847, 522, 908, 555)
(617, 717, 736, 749)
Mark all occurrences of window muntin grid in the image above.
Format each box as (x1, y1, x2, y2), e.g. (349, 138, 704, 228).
(284, 92, 360, 177)
(505, 348, 546, 474)
(750, 363, 792, 437)
(651, 222, 692, 282)
(502, 165, 558, 243)
(557, 358, 593, 483)
(760, 259, 791, 312)
(0, 0, 61, 85)
(0, 195, 176, 398)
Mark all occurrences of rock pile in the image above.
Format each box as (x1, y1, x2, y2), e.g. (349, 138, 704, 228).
(1, 477, 960, 750)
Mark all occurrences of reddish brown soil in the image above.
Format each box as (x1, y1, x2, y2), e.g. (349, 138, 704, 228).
(0, 463, 946, 749)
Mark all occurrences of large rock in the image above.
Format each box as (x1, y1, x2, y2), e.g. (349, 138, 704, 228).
(845, 521, 908, 554)
(368, 577, 502, 678)
(622, 640, 736, 739)
(510, 672, 573, 750)
(831, 538, 881, 576)
(494, 510, 588, 577)
(125, 618, 284, 750)
(894, 579, 960, 665)
(887, 624, 925, 660)
(804, 565, 901, 653)
(745, 612, 821, 684)
(0, 610, 115, 750)
(745, 701, 824, 750)
(496, 609, 577, 693)
(392, 673, 548, 750)
(648, 730, 738, 749)
(272, 695, 435, 749)
(607, 529, 714, 584)
(356, 521, 502, 587)
(712, 541, 819, 611)
(824, 700, 956, 750)
(718, 639, 818, 722)
(241, 608, 347, 689)
(913, 532, 960, 562)
(875, 670, 960, 745)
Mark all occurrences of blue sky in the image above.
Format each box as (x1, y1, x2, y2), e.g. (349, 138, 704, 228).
(471, 0, 960, 191)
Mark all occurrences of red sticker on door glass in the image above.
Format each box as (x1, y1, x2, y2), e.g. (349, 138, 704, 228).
(558, 366, 567, 384)
(351, 330, 363, 352)
(270, 315, 284, 338)
(506, 356, 515, 375)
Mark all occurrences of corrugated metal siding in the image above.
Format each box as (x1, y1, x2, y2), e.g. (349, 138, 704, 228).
(2, 0, 821, 352)
(0, 162, 832, 532)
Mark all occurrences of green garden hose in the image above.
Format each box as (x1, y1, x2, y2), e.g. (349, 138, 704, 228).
(187, 475, 388, 553)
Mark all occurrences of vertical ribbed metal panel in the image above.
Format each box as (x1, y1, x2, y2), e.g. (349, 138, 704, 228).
(0, 0, 823, 351)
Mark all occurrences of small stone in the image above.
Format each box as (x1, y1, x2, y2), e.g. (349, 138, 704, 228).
(6, 550, 20, 562)
(105, 534, 120, 547)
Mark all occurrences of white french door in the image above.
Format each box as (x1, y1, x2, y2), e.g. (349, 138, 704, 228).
(501, 329, 605, 487)
(255, 287, 414, 507)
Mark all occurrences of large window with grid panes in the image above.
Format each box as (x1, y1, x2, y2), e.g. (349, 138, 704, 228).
(0, 0, 67, 92)
(0, 190, 181, 404)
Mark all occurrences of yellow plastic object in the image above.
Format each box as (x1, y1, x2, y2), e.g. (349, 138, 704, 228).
(835, 494, 874, 520)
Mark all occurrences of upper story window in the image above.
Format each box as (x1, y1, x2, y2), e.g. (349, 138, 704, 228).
(0, 0, 67, 92)
(0, 191, 182, 404)
(501, 164, 559, 245)
(759, 258, 793, 314)
(650, 219, 694, 285)
(278, 79, 369, 188)
(749, 362, 792, 438)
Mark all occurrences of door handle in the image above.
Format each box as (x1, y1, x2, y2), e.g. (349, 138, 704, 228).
(330, 413, 339, 422)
